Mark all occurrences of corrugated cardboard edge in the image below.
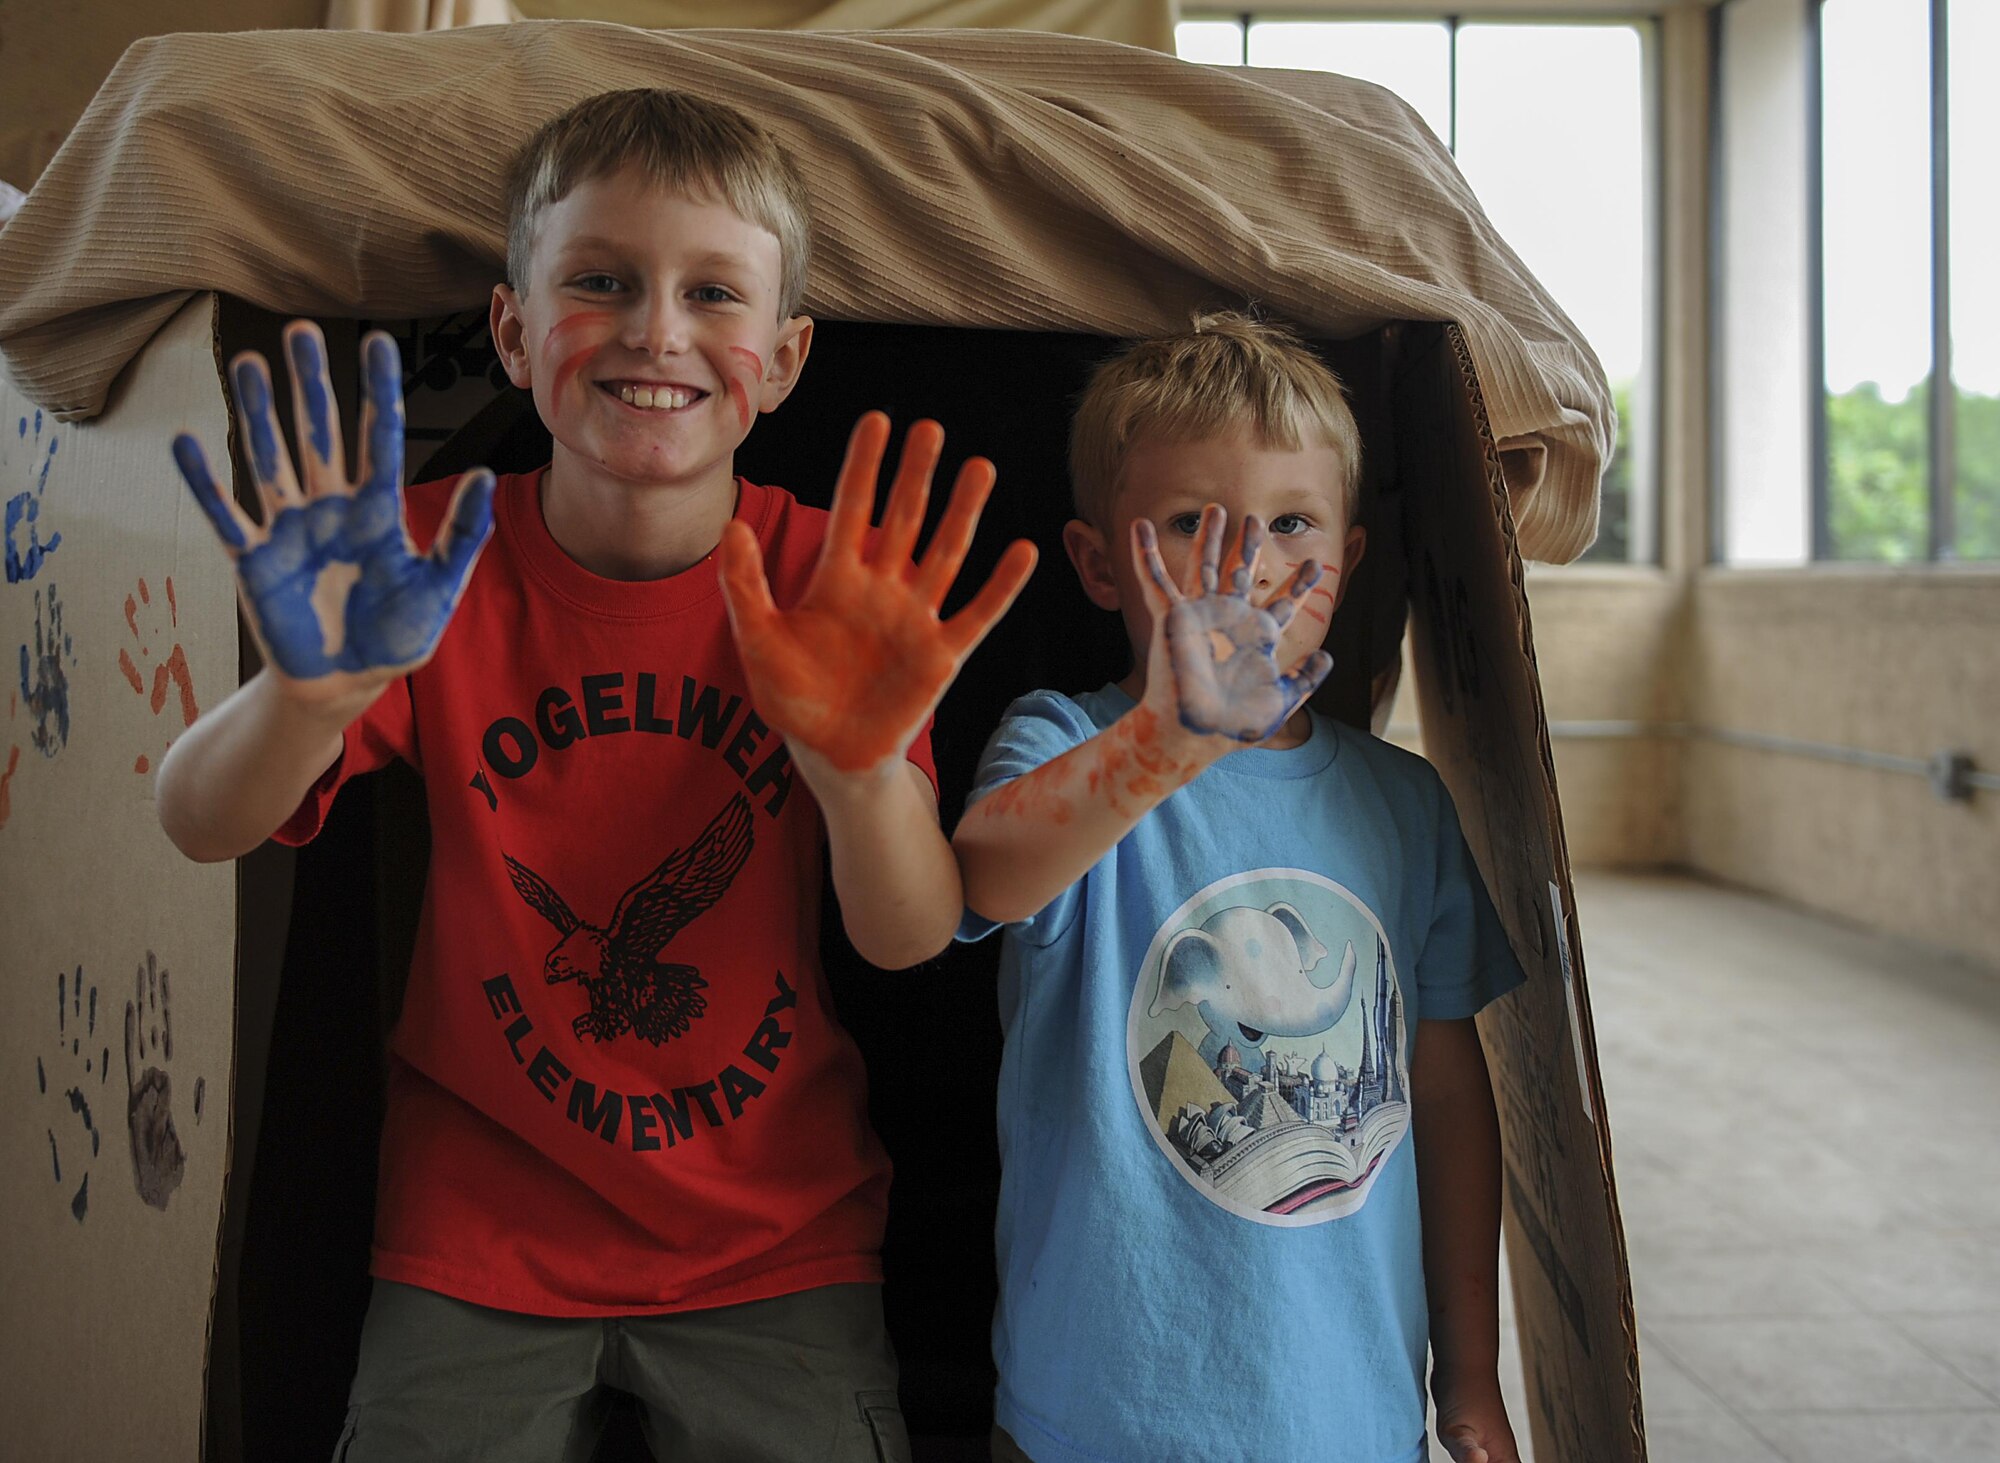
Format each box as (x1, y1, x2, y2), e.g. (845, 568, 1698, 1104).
(1450, 320, 1646, 1458)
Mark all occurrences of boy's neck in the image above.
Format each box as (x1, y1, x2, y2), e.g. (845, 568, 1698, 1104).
(539, 449, 741, 581)
(1113, 668, 1315, 752)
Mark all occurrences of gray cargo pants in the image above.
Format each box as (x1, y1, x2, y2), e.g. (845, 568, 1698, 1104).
(333, 1279, 907, 1463)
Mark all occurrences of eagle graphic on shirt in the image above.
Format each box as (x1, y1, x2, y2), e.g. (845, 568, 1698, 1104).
(503, 793, 755, 1046)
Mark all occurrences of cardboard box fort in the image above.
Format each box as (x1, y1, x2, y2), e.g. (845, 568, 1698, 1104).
(0, 27, 1640, 1463)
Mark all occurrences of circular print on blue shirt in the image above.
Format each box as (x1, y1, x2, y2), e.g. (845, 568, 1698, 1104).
(1125, 868, 1410, 1226)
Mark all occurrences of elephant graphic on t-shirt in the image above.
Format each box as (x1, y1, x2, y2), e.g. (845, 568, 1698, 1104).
(1149, 901, 1358, 1068)
(503, 794, 755, 1046)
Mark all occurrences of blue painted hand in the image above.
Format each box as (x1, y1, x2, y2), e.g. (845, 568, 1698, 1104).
(1133, 506, 1332, 743)
(170, 323, 497, 683)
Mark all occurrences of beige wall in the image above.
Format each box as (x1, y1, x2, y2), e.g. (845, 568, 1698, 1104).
(1522, 566, 2000, 969)
(1682, 572, 2000, 965)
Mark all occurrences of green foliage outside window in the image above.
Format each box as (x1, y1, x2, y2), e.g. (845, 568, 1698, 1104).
(1826, 382, 2000, 561)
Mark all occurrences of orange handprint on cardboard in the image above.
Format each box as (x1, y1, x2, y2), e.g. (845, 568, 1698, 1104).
(718, 413, 1037, 775)
(115, 576, 201, 775)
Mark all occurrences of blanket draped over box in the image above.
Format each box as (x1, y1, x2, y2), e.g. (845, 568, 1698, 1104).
(0, 22, 1612, 559)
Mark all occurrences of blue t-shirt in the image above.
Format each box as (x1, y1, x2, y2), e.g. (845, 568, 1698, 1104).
(958, 685, 1525, 1463)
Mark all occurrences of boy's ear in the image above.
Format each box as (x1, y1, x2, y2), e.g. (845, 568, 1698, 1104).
(1326, 524, 1368, 613)
(490, 285, 532, 390)
(1062, 518, 1122, 611)
(757, 316, 814, 413)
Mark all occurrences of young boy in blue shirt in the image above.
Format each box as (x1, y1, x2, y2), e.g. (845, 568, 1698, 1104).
(953, 312, 1525, 1463)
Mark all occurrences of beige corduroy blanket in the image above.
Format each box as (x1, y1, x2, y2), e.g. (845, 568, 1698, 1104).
(0, 23, 1611, 559)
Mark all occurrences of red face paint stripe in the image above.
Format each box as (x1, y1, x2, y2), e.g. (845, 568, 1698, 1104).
(543, 310, 614, 404)
(550, 341, 603, 408)
(726, 347, 764, 432)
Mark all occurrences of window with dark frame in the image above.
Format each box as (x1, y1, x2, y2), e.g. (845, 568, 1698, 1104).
(1815, 0, 1994, 564)
(1176, 12, 1661, 566)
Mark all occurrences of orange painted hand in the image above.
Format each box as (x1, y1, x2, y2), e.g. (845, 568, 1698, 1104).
(718, 412, 1038, 776)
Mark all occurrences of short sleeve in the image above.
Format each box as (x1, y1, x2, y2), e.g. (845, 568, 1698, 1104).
(904, 711, 939, 801)
(1412, 776, 1526, 1020)
(270, 676, 419, 846)
(954, 690, 1099, 948)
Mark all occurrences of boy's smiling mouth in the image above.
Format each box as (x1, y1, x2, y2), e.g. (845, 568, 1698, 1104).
(600, 380, 707, 412)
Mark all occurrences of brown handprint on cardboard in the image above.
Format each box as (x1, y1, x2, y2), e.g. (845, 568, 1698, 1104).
(124, 951, 202, 1210)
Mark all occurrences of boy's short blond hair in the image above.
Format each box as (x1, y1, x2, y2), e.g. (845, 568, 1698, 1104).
(504, 89, 813, 319)
(1069, 310, 1363, 529)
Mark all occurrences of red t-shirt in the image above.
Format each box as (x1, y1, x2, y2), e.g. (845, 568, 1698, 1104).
(276, 469, 930, 1317)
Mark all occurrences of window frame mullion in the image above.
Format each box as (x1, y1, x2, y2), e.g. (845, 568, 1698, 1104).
(1928, 0, 1955, 561)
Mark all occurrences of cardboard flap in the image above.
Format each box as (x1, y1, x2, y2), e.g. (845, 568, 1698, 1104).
(1398, 322, 1644, 1462)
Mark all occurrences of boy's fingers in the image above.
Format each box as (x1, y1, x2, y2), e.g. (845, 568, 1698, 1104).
(355, 331, 408, 499)
(1263, 559, 1324, 631)
(825, 412, 891, 562)
(911, 455, 997, 609)
(230, 352, 304, 514)
(431, 470, 498, 591)
(1192, 504, 1226, 597)
(171, 434, 252, 552)
(716, 518, 782, 641)
(1130, 518, 1181, 615)
(871, 418, 943, 570)
(284, 321, 348, 492)
(1278, 649, 1334, 711)
(1230, 515, 1267, 596)
(942, 539, 1038, 657)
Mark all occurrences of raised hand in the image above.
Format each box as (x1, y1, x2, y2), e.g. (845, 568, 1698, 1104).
(171, 322, 497, 695)
(718, 411, 1037, 776)
(1133, 504, 1333, 743)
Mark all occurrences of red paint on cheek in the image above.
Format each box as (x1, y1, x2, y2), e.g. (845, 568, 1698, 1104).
(542, 310, 615, 406)
(726, 347, 765, 433)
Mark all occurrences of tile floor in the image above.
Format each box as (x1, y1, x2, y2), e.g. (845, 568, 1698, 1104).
(1430, 871, 2000, 1463)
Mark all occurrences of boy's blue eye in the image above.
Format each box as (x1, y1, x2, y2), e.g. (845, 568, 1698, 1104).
(576, 274, 623, 294)
(692, 285, 739, 305)
(1167, 513, 1204, 536)
(1271, 513, 1311, 535)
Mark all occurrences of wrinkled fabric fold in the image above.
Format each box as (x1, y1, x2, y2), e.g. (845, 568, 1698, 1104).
(0, 22, 1611, 558)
